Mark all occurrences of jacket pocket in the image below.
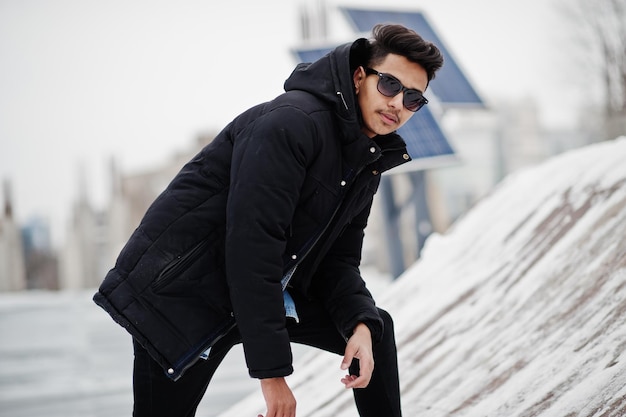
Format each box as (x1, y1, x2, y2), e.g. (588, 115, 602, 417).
(152, 239, 210, 292)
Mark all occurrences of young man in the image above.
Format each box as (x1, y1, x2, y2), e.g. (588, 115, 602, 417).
(94, 23, 443, 417)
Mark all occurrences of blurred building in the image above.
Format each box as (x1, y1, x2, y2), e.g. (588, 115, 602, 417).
(0, 179, 26, 291)
(59, 167, 105, 290)
(21, 216, 58, 290)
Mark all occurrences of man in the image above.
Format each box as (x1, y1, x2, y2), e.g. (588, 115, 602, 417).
(94, 23, 443, 417)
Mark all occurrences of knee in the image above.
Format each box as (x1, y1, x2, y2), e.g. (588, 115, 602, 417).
(377, 308, 394, 328)
(376, 308, 396, 340)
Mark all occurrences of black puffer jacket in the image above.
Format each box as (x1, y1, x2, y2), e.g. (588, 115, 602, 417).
(93, 39, 411, 381)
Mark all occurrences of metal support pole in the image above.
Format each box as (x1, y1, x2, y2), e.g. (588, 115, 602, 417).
(409, 170, 432, 258)
(379, 175, 405, 279)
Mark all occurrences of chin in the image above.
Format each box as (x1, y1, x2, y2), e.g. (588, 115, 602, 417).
(363, 121, 396, 138)
(377, 126, 397, 136)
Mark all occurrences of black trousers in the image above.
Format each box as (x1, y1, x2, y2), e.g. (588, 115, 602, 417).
(132, 292, 402, 417)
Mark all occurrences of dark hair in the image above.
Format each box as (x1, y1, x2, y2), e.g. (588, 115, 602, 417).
(367, 24, 444, 82)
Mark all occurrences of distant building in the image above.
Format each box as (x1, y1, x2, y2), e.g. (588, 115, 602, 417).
(60, 207, 108, 290)
(22, 216, 59, 290)
(58, 163, 111, 290)
(0, 179, 26, 291)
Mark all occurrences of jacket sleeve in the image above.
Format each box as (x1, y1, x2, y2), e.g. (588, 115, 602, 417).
(308, 199, 384, 344)
(225, 106, 317, 379)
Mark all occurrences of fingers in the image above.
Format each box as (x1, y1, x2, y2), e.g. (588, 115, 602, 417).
(340, 352, 374, 389)
(264, 398, 297, 417)
(341, 334, 374, 388)
(340, 344, 355, 371)
(341, 374, 357, 386)
(341, 361, 372, 389)
(260, 377, 297, 417)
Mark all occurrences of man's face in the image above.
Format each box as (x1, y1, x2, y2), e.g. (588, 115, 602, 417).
(353, 53, 429, 138)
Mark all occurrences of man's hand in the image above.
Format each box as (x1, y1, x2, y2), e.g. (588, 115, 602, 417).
(340, 322, 374, 389)
(257, 377, 296, 417)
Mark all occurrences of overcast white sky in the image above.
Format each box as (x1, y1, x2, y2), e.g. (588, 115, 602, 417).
(0, 0, 588, 246)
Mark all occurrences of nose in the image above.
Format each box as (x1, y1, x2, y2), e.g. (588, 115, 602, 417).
(388, 92, 404, 110)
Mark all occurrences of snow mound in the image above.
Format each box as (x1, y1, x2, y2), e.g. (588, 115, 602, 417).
(220, 137, 626, 417)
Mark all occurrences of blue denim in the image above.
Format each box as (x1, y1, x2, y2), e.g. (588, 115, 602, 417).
(200, 266, 300, 360)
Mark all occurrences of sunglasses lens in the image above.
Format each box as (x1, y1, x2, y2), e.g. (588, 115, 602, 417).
(373, 70, 427, 112)
(403, 90, 426, 112)
(377, 75, 402, 97)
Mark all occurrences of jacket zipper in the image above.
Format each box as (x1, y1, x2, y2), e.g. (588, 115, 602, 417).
(281, 151, 382, 288)
(169, 315, 236, 381)
(152, 239, 210, 291)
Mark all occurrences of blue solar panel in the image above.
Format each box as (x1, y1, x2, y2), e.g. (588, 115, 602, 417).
(292, 47, 333, 66)
(397, 106, 454, 160)
(341, 8, 484, 107)
(292, 48, 329, 65)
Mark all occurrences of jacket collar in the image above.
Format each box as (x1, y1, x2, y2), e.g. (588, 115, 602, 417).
(340, 131, 411, 175)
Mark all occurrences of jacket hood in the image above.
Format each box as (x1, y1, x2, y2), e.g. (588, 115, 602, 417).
(283, 39, 370, 140)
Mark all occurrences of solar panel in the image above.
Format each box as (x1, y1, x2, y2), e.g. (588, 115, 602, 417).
(292, 47, 456, 170)
(397, 107, 455, 160)
(341, 7, 484, 107)
(291, 47, 333, 66)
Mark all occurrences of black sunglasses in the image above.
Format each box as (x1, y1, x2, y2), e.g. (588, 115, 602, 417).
(364, 67, 428, 112)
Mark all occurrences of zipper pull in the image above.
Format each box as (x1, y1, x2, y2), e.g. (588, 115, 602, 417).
(337, 91, 348, 110)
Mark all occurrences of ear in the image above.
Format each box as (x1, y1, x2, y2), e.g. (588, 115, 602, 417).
(353, 66, 364, 92)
